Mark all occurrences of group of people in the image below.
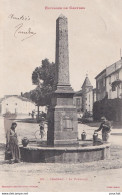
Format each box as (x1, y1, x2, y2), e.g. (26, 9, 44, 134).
(5, 116, 111, 164)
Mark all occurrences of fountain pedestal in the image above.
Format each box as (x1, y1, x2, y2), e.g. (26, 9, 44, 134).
(47, 91, 78, 146)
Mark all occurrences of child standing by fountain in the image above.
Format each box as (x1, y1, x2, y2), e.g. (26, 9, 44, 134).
(39, 117, 45, 139)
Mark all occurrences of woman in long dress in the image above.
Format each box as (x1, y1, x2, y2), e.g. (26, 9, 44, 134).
(9, 122, 21, 163)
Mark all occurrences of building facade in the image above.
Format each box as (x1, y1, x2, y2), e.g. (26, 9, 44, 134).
(94, 58, 122, 122)
(106, 59, 122, 99)
(95, 69, 106, 101)
(0, 95, 35, 115)
(95, 58, 122, 101)
(73, 75, 95, 115)
(82, 75, 93, 113)
(86, 88, 96, 114)
(73, 90, 82, 112)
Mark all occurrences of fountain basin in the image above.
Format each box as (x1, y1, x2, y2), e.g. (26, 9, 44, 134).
(20, 141, 111, 163)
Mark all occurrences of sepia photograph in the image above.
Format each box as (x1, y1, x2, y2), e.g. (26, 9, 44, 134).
(0, 0, 122, 193)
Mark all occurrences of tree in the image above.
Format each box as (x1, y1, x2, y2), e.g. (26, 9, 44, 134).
(22, 59, 55, 120)
(21, 91, 31, 99)
(31, 58, 55, 106)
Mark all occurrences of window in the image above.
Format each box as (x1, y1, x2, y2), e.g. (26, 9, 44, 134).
(116, 72, 119, 80)
(103, 78, 105, 86)
(109, 76, 111, 84)
(76, 98, 80, 106)
(97, 82, 100, 89)
(101, 80, 103, 87)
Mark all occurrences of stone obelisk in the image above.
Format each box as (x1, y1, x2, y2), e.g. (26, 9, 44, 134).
(55, 14, 72, 91)
(47, 14, 78, 146)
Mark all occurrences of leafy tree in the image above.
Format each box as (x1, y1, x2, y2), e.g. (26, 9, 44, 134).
(31, 59, 55, 106)
(22, 58, 55, 121)
(21, 91, 31, 100)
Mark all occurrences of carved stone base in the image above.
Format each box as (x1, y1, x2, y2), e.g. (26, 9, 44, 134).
(47, 105, 78, 146)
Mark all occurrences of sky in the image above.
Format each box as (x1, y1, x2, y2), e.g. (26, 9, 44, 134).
(0, 0, 122, 98)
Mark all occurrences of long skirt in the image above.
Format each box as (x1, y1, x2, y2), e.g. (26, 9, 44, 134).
(9, 137, 21, 161)
(102, 132, 110, 142)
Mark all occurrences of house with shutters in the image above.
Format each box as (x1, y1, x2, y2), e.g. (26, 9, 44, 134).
(95, 58, 122, 101)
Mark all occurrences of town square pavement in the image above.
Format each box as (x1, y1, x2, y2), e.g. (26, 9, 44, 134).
(0, 115, 122, 192)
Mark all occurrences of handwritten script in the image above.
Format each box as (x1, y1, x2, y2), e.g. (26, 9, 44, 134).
(14, 23, 36, 41)
(8, 14, 30, 21)
(8, 14, 36, 41)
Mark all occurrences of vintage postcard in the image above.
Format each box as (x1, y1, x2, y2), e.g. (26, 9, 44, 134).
(0, 0, 122, 193)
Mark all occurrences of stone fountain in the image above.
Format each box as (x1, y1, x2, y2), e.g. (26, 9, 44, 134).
(20, 15, 110, 163)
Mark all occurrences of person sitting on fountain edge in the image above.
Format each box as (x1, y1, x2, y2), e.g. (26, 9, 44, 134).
(94, 116, 111, 142)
